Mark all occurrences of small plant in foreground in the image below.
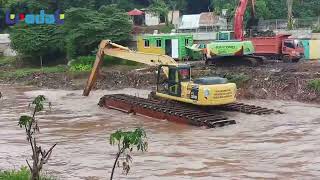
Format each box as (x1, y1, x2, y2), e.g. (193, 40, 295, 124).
(308, 79, 320, 93)
(109, 128, 148, 180)
(0, 166, 55, 180)
(18, 95, 56, 180)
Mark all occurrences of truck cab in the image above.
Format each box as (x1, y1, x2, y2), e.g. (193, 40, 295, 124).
(282, 39, 304, 62)
(216, 31, 235, 41)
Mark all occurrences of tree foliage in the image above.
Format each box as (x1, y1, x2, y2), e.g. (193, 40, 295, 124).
(64, 5, 132, 59)
(148, 0, 169, 24)
(3, 0, 320, 64)
(10, 24, 65, 64)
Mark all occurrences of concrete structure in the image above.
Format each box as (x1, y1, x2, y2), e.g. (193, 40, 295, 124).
(145, 11, 161, 26)
(0, 34, 16, 56)
(168, 10, 180, 26)
(311, 33, 320, 39)
(130, 9, 180, 26)
(301, 39, 320, 60)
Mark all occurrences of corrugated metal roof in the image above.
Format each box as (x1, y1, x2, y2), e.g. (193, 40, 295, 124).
(128, 9, 144, 16)
(178, 14, 201, 30)
(199, 12, 219, 27)
(179, 13, 225, 30)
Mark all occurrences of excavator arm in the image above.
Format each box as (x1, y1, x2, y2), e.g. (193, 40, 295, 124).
(83, 40, 178, 96)
(234, 0, 256, 40)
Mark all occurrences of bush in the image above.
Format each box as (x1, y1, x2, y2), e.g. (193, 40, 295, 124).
(68, 56, 95, 72)
(308, 79, 320, 92)
(69, 56, 95, 66)
(69, 64, 93, 72)
(160, 24, 175, 33)
(224, 73, 250, 87)
(0, 66, 68, 78)
(0, 167, 55, 180)
(312, 26, 320, 33)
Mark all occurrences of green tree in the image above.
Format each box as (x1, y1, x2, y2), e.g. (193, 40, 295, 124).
(64, 5, 132, 59)
(109, 128, 148, 180)
(10, 24, 65, 66)
(148, 0, 170, 24)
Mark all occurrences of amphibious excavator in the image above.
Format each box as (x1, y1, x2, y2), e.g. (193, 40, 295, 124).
(83, 40, 282, 128)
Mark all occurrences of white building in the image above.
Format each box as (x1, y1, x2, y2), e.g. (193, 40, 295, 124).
(0, 34, 16, 56)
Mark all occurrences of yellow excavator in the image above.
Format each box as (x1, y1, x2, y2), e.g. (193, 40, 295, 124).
(83, 40, 237, 106)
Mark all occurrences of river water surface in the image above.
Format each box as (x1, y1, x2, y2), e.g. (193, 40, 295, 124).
(1, 84, 320, 180)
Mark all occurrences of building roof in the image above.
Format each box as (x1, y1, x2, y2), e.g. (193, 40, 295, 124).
(199, 12, 219, 27)
(178, 14, 201, 30)
(128, 9, 144, 16)
(179, 12, 225, 30)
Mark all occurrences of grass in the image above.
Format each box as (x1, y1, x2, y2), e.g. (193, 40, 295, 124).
(0, 66, 68, 78)
(0, 55, 145, 79)
(0, 56, 16, 66)
(0, 167, 55, 180)
(308, 79, 320, 92)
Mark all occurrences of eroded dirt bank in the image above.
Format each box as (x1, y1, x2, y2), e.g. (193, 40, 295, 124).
(1, 61, 319, 104)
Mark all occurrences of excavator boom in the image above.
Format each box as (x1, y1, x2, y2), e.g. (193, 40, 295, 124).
(234, 0, 256, 40)
(83, 40, 178, 96)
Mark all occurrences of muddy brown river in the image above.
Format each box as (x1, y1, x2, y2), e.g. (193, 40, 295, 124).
(1, 84, 320, 180)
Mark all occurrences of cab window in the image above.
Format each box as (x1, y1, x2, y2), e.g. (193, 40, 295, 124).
(169, 68, 177, 82)
(179, 69, 190, 82)
(284, 41, 295, 48)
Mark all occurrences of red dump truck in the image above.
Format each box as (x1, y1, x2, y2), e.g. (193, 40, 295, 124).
(248, 34, 304, 62)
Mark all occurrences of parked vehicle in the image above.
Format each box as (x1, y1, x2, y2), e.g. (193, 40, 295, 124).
(248, 34, 304, 62)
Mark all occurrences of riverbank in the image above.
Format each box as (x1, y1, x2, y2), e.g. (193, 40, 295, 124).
(1, 59, 319, 104)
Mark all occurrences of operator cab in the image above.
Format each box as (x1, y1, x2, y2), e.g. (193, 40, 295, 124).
(156, 64, 229, 98)
(156, 64, 191, 97)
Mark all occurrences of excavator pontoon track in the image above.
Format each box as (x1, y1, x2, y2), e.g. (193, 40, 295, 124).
(99, 94, 283, 128)
(149, 93, 283, 115)
(99, 94, 236, 128)
(215, 102, 284, 115)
